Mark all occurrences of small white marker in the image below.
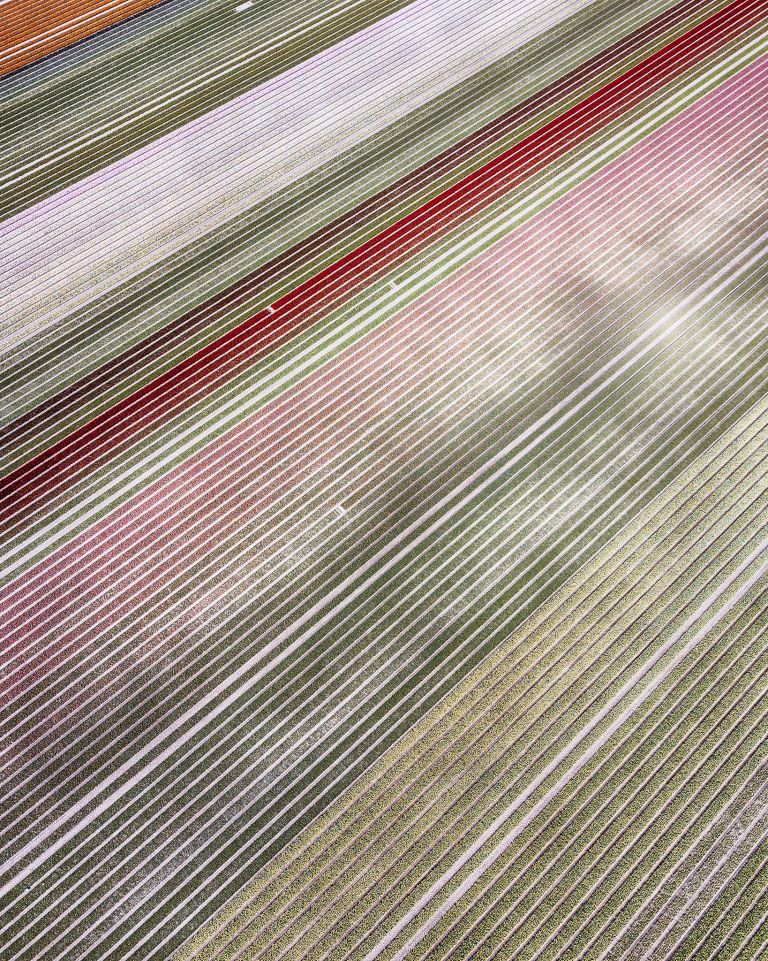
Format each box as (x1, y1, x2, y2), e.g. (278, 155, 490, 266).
(266, 305, 275, 314)
(334, 503, 347, 518)
(235, 1, 253, 11)
(389, 281, 398, 291)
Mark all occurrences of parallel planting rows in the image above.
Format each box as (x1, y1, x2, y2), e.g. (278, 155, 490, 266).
(0, 0, 766, 958)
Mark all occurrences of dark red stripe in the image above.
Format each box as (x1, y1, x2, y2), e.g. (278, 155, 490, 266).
(0, 0, 723, 452)
(1, 0, 763, 528)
